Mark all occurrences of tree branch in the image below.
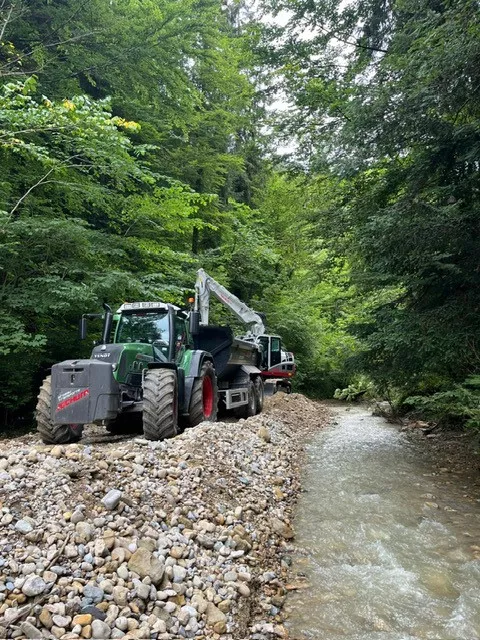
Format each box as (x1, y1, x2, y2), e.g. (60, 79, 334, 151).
(0, 3, 14, 43)
(9, 166, 56, 217)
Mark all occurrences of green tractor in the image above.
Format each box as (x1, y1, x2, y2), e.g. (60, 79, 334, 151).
(36, 301, 263, 444)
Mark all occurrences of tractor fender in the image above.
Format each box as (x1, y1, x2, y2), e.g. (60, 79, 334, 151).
(182, 350, 214, 416)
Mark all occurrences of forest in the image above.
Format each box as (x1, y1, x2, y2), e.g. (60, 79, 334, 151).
(1, 0, 479, 430)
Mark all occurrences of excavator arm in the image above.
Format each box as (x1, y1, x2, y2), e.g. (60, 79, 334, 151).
(195, 268, 266, 337)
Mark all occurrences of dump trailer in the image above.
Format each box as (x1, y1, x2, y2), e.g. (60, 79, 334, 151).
(36, 301, 264, 444)
(194, 269, 296, 394)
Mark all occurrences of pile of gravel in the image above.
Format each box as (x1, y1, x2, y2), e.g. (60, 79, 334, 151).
(0, 395, 330, 639)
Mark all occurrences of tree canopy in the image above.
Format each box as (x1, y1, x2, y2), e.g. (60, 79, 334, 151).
(2, 0, 480, 428)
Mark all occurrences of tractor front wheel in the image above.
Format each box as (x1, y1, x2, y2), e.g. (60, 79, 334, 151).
(36, 376, 84, 444)
(186, 361, 218, 427)
(142, 369, 178, 440)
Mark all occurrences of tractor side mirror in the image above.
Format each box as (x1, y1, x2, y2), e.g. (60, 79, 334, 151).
(189, 310, 200, 336)
(79, 316, 88, 340)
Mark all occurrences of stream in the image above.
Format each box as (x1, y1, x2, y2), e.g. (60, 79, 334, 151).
(285, 405, 480, 640)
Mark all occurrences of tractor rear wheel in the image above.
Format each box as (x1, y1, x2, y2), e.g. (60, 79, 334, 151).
(234, 380, 256, 419)
(186, 361, 218, 427)
(143, 368, 178, 440)
(254, 376, 264, 415)
(36, 376, 84, 444)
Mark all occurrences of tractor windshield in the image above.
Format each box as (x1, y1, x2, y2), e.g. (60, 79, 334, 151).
(116, 311, 170, 357)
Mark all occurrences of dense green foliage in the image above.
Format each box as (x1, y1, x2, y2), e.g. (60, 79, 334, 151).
(260, 0, 480, 425)
(2, 0, 480, 428)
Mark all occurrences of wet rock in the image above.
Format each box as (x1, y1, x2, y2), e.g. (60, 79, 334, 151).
(271, 517, 294, 539)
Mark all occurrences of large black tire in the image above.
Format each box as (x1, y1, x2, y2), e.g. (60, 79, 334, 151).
(254, 376, 264, 415)
(142, 369, 178, 440)
(36, 376, 84, 444)
(185, 361, 218, 427)
(234, 380, 256, 419)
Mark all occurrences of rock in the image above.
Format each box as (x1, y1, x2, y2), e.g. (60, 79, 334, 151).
(172, 565, 187, 583)
(132, 579, 150, 600)
(73, 614, 93, 626)
(76, 521, 94, 543)
(224, 571, 237, 582)
(52, 615, 71, 628)
(81, 625, 93, 639)
(91, 619, 111, 639)
(20, 622, 40, 639)
(238, 571, 251, 582)
(115, 617, 128, 631)
(83, 585, 105, 603)
(102, 490, 122, 511)
(22, 575, 47, 597)
(50, 446, 64, 458)
(257, 426, 271, 442)
(71, 511, 85, 525)
(116, 564, 129, 581)
(197, 535, 214, 549)
(112, 585, 129, 606)
(80, 606, 106, 621)
(271, 517, 294, 539)
(39, 607, 53, 628)
(15, 520, 33, 534)
(237, 582, 250, 597)
(128, 548, 164, 585)
(205, 602, 227, 632)
(43, 570, 58, 584)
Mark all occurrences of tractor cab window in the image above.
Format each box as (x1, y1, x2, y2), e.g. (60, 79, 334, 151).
(116, 311, 170, 358)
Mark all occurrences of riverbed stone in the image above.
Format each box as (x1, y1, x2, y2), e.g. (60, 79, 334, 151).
(22, 575, 47, 596)
(128, 548, 164, 585)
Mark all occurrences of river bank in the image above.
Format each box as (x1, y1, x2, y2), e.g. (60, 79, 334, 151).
(0, 394, 331, 640)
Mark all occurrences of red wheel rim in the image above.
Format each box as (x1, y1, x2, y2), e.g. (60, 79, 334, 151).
(202, 375, 214, 418)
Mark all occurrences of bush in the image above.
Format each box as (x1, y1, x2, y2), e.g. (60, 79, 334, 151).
(406, 376, 480, 430)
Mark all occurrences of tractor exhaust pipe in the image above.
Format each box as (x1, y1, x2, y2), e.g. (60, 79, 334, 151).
(101, 303, 113, 345)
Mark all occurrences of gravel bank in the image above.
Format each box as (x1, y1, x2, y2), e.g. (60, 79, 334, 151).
(0, 394, 331, 640)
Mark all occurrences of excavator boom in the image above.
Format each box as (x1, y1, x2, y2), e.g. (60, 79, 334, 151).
(195, 268, 265, 336)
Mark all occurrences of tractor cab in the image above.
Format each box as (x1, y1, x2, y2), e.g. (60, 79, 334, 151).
(88, 302, 190, 389)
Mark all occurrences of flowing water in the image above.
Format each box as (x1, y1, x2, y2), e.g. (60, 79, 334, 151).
(285, 406, 480, 640)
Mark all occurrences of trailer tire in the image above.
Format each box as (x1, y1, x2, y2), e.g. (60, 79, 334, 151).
(186, 361, 218, 427)
(234, 380, 256, 419)
(36, 376, 84, 444)
(143, 369, 178, 440)
(254, 376, 264, 414)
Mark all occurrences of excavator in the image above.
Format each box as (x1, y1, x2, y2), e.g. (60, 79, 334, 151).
(193, 269, 296, 395)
